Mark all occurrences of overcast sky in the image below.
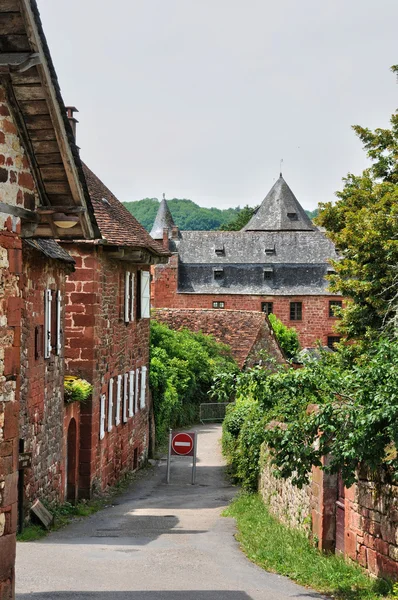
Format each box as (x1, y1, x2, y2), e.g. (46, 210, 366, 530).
(38, 1, 397, 211)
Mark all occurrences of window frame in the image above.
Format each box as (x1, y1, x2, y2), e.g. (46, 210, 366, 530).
(261, 302, 273, 315)
(290, 301, 302, 321)
(212, 301, 225, 309)
(329, 300, 342, 318)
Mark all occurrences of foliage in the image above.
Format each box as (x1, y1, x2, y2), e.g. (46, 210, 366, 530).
(225, 493, 392, 599)
(124, 197, 317, 233)
(268, 313, 300, 358)
(316, 79, 398, 341)
(150, 320, 238, 443)
(64, 376, 92, 404)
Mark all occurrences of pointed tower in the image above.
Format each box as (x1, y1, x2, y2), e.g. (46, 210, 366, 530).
(150, 194, 177, 240)
(243, 175, 315, 231)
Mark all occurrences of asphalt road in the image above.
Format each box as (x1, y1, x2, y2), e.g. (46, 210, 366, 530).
(16, 424, 320, 600)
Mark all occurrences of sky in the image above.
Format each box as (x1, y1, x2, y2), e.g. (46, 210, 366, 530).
(38, 0, 397, 211)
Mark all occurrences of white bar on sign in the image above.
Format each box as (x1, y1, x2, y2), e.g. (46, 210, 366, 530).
(175, 442, 191, 446)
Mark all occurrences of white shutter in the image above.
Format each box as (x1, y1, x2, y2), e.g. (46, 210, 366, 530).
(107, 378, 114, 432)
(141, 271, 150, 318)
(115, 374, 122, 426)
(123, 373, 128, 423)
(140, 366, 147, 409)
(56, 290, 62, 355)
(44, 289, 52, 358)
(129, 370, 135, 417)
(130, 273, 135, 321)
(135, 368, 140, 413)
(124, 271, 131, 322)
(100, 394, 106, 440)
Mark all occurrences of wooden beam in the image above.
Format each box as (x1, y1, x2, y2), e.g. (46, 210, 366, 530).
(0, 13, 25, 35)
(37, 206, 86, 215)
(18, 100, 48, 115)
(0, 52, 31, 65)
(0, 201, 40, 222)
(0, 35, 30, 52)
(0, 0, 21, 11)
(13, 84, 46, 101)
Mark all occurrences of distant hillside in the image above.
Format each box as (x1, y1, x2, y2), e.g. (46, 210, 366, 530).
(123, 198, 318, 232)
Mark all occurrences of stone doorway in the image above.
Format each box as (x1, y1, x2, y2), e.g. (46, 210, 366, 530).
(66, 418, 78, 503)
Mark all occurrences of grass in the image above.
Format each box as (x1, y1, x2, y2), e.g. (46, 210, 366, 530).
(224, 493, 393, 600)
(17, 463, 153, 542)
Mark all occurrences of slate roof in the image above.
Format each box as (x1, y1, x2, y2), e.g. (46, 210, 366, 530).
(243, 175, 315, 231)
(150, 198, 176, 240)
(82, 165, 169, 256)
(24, 238, 75, 264)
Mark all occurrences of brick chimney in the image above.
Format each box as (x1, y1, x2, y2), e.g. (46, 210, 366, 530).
(66, 106, 79, 141)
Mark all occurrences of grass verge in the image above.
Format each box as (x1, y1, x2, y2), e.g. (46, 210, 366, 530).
(17, 463, 153, 542)
(224, 493, 393, 600)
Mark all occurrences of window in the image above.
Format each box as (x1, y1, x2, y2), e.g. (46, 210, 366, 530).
(135, 368, 140, 413)
(261, 302, 273, 315)
(44, 289, 52, 358)
(128, 370, 135, 417)
(124, 271, 135, 322)
(329, 300, 342, 318)
(140, 366, 147, 409)
(263, 267, 273, 281)
(215, 246, 225, 256)
(287, 212, 298, 221)
(99, 394, 106, 440)
(115, 375, 122, 426)
(140, 271, 150, 318)
(44, 289, 62, 359)
(327, 336, 341, 350)
(264, 246, 275, 256)
(107, 378, 114, 432)
(123, 373, 129, 423)
(213, 268, 224, 280)
(212, 301, 225, 309)
(290, 301, 302, 321)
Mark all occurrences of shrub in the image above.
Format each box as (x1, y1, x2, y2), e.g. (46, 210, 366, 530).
(64, 376, 92, 404)
(268, 313, 300, 358)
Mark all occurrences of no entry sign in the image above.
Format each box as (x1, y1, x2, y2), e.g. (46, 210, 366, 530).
(171, 432, 195, 457)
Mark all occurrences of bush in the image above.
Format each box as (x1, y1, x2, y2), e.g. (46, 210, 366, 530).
(268, 313, 300, 358)
(64, 376, 92, 404)
(150, 321, 238, 444)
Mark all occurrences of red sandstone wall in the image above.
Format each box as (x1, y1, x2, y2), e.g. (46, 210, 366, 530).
(20, 247, 71, 511)
(0, 84, 41, 598)
(152, 260, 342, 348)
(64, 245, 151, 498)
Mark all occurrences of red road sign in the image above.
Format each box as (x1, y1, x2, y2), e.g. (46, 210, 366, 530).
(171, 432, 195, 457)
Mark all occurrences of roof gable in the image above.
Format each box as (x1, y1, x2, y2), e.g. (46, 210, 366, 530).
(243, 175, 315, 232)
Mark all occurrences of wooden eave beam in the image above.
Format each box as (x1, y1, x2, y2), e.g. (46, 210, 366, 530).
(0, 201, 39, 222)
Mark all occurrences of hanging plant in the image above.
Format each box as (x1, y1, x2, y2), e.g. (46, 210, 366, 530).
(64, 376, 92, 404)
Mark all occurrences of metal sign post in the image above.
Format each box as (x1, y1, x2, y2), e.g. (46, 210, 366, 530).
(167, 430, 197, 485)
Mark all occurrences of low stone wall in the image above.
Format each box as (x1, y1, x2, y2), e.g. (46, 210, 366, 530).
(259, 445, 311, 532)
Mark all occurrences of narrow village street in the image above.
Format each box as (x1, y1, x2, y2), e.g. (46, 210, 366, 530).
(15, 425, 318, 600)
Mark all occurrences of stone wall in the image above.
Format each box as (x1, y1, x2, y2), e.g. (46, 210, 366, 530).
(259, 445, 311, 532)
(64, 245, 151, 498)
(19, 247, 72, 512)
(152, 259, 342, 348)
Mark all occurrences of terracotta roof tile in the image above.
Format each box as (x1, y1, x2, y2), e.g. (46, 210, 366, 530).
(82, 164, 169, 256)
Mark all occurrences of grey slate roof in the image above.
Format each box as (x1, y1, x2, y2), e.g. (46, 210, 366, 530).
(24, 238, 75, 264)
(243, 175, 315, 231)
(150, 198, 176, 240)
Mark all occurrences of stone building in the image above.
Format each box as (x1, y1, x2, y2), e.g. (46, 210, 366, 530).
(151, 176, 343, 349)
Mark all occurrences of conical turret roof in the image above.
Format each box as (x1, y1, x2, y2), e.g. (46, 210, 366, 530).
(150, 196, 176, 240)
(242, 175, 315, 232)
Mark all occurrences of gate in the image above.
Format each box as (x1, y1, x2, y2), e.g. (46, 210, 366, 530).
(199, 402, 233, 424)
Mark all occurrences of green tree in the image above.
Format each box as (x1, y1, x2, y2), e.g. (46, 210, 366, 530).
(316, 72, 398, 341)
(268, 313, 300, 359)
(219, 205, 258, 230)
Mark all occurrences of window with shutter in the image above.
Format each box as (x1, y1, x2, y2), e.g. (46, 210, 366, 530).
(56, 291, 62, 355)
(124, 271, 131, 322)
(115, 375, 122, 426)
(44, 289, 52, 359)
(130, 273, 135, 321)
(128, 370, 135, 417)
(100, 394, 106, 440)
(123, 373, 128, 423)
(140, 366, 147, 409)
(135, 368, 140, 413)
(107, 378, 114, 432)
(140, 271, 150, 318)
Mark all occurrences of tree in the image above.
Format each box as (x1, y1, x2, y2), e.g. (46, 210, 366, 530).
(316, 70, 398, 341)
(219, 205, 258, 230)
(268, 313, 300, 359)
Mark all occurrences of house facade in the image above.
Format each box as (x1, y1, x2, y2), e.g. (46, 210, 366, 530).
(151, 176, 343, 349)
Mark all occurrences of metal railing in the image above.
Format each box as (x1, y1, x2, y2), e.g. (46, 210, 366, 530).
(199, 402, 233, 424)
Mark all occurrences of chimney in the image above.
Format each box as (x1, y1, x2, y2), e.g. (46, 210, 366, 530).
(66, 106, 79, 141)
(171, 225, 179, 240)
(162, 227, 169, 250)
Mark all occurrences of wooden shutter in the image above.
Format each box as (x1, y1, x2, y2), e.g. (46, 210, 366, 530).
(56, 291, 62, 355)
(124, 271, 131, 322)
(44, 289, 52, 358)
(135, 368, 140, 413)
(129, 370, 135, 417)
(107, 378, 114, 432)
(140, 271, 150, 318)
(123, 373, 128, 423)
(115, 375, 122, 426)
(140, 366, 147, 409)
(130, 273, 135, 321)
(100, 394, 106, 440)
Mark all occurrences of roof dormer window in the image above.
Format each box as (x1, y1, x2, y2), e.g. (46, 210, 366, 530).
(213, 267, 224, 280)
(263, 267, 274, 281)
(287, 212, 298, 221)
(215, 245, 225, 256)
(264, 245, 275, 255)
